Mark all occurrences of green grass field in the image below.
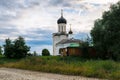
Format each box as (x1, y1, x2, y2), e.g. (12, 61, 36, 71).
(0, 55, 120, 80)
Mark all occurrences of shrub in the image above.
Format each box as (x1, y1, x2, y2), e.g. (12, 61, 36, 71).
(0, 56, 120, 79)
(91, 1, 120, 60)
(3, 36, 30, 59)
(42, 49, 50, 56)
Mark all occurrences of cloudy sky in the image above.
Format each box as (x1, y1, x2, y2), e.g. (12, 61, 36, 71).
(0, 0, 119, 54)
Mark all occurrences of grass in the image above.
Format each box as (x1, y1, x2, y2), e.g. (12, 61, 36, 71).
(0, 55, 120, 80)
(0, 55, 20, 64)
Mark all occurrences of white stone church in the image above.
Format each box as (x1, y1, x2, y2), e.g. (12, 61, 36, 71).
(52, 10, 81, 56)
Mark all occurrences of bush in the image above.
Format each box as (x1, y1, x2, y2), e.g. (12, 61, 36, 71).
(42, 49, 50, 56)
(91, 1, 120, 61)
(3, 36, 30, 59)
(0, 46, 3, 55)
(0, 56, 120, 79)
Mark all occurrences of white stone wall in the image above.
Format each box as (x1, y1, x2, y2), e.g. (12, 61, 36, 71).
(69, 34, 73, 39)
(53, 35, 68, 55)
(53, 18, 68, 55)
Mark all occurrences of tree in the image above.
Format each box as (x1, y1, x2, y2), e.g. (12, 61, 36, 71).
(3, 38, 14, 58)
(3, 36, 30, 58)
(81, 41, 89, 58)
(0, 46, 3, 55)
(91, 19, 107, 59)
(42, 49, 50, 56)
(91, 1, 120, 60)
(33, 51, 38, 56)
(13, 36, 30, 58)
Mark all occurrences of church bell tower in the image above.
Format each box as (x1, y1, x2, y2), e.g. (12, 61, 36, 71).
(52, 10, 68, 55)
(57, 9, 67, 33)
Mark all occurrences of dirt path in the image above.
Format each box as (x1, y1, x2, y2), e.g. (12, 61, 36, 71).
(0, 68, 105, 80)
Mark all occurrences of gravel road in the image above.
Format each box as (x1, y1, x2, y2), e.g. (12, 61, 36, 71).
(0, 68, 105, 80)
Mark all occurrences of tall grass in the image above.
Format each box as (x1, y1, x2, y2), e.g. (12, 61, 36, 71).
(0, 56, 120, 80)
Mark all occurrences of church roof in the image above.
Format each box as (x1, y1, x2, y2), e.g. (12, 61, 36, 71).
(57, 9, 67, 24)
(53, 32, 68, 36)
(57, 16, 67, 24)
(68, 24, 73, 34)
(56, 38, 83, 45)
(68, 30, 73, 34)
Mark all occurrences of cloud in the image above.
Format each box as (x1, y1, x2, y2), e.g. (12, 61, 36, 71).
(0, 0, 22, 9)
(21, 28, 53, 41)
(0, 0, 119, 54)
(48, 0, 72, 7)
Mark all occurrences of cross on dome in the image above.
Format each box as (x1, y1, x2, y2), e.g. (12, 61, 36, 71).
(57, 9, 67, 24)
(61, 9, 63, 17)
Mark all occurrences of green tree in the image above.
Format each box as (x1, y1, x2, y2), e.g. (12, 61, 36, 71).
(3, 36, 30, 58)
(13, 36, 30, 58)
(33, 51, 37, 56)
(3, 38, 14, 58)
(91, 1, 120, 60)
(81, 41, 89, 58)
(42, 49, 50, 56)
(0, 46, 3, 55)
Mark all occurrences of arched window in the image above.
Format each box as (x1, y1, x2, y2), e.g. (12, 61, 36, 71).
(61, 26, 63, 32)
(58, 26, 60, 32)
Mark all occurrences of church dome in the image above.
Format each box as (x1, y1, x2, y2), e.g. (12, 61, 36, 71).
(69, 30, 73, 34)
(57, 16, 67, 24)
(69, 24, 73, 34)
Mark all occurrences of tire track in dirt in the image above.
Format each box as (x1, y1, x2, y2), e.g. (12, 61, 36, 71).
(0, 68, 105, 80)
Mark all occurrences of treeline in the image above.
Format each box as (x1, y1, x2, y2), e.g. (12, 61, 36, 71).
(91, 1, 120, 61)
(1, 36, 30, 58)
(0, 36, 50, 59)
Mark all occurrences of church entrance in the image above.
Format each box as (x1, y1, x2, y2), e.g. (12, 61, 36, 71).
(59, 48, 67, 56)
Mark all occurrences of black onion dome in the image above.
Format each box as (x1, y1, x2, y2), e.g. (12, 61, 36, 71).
(57, 16, 67, 24)
(69, 30, 73, 34)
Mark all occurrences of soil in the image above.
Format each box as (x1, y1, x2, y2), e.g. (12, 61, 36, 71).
(0, 68, 105, 80)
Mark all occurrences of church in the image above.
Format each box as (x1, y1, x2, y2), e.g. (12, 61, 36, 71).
(52, 10, 82, 56)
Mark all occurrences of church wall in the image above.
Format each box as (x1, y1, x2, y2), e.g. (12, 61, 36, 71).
(53, 35, 68, 55)
(53, 10, 68, 56)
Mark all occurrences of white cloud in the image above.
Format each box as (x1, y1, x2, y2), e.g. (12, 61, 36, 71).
(0, 0, 119, 53)
(80, 0, 118, 4)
